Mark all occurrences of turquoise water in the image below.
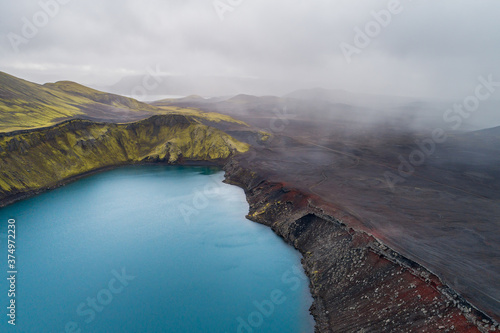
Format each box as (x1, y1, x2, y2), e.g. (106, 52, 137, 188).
(0, 165, 314, 332)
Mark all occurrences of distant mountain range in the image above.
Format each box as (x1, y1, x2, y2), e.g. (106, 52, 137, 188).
(2, 70, 500, 132)
(0, 71, 245, 132)
(101, 75, 297, 98)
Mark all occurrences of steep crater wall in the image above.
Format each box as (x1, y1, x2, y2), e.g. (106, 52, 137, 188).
(223, 159, 499, 332)
(0, 115, 248, 206)
(0, 118, 498, 332)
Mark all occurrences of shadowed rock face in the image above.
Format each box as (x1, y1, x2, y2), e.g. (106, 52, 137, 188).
(230, 130, 500, 319)
(183, 94, 499, 325)
(223, 161, 498, 332)
(283, 214, 480, 332)
(1, 111, 495, 331)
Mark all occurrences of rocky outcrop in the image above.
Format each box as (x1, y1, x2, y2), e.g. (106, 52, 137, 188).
(0, 117, 498, 332)
(223, 158, 499, 333)
(0, 115, 249, 207)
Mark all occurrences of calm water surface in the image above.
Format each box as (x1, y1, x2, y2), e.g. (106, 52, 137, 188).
(0, 165, 314, 332)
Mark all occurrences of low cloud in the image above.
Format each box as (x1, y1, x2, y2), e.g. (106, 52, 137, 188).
(0, 0, 499, 99)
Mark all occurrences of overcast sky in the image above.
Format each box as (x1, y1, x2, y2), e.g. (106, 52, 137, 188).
(1, 0, 499, 98)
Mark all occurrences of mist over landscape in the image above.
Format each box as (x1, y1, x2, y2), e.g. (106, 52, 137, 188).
(2, 0, 500, 131)
(1, 0, 499, 97)
(1, 1, 499, 332)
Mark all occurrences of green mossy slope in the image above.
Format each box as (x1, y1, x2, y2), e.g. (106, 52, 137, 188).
(0, 71, 249, 132)
(0, 71, 159, 132)
(44, 80, 158, 112)
(0, 114, 249, 205)
(0, 72, 84, 131)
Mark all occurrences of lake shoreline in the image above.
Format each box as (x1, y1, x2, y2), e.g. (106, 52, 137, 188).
(223, 157, 499, 332)
(0, 164, 314, 332)
(0, 157, 498, 332)
(0, 160, 224, 209)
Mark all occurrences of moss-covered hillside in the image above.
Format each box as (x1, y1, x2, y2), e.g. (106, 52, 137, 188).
(0, 71, 165, 132)
(44, 80, 159, 112)
(0, 114, 249, 205)
(0, 71, 248, 132)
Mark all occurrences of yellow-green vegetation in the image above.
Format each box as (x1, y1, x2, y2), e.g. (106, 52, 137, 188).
(249, 202, 271, 218)
(258, 130, 271, 141)
(44, 81, 158, 112)
(0, 71, 249, 132)
(0, 115, 249, 203)
(156, 106, 248, 126)
(0, 71, 158, 132)
(0, 71, 253, 204)
(0, 72, 85, 131)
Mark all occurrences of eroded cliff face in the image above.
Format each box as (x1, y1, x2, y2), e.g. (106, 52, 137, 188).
(0, 115, 249, 206)
(0, 117, 498, 332)
(223, 159, 499, 333)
